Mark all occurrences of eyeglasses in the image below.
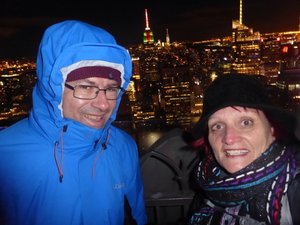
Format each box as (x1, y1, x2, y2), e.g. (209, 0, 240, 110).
(64, 83, 124, 100)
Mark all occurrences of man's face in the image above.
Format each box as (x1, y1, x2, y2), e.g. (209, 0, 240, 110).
(207, 106, 275, 173)
(62, 77, 118, 129)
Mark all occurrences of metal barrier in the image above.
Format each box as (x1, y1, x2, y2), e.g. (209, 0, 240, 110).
(140, 128, 199, 225)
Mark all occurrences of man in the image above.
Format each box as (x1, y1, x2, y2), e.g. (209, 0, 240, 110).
(0, 20, 147, 225)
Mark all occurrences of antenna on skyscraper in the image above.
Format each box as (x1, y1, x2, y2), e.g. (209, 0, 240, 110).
(239, 0, 243, 25)
(166, 28, 170, 45)
(145, 9, 150, 30)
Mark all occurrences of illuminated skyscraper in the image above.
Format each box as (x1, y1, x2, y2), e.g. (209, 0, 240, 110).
(231, 0, 261, 75)
(143, 9, 155, 44)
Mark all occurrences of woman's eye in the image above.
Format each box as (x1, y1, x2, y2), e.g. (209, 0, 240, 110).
(210, 123, 223, 131)
(241, 119, 253, 126)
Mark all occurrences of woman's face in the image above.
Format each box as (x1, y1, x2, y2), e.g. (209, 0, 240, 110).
(207, 106, 275, 173)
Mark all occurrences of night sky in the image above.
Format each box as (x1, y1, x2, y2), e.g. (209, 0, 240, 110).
(0, 0, 299, 59)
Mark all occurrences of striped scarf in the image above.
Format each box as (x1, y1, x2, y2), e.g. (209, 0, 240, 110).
(189, 142, 296, 225)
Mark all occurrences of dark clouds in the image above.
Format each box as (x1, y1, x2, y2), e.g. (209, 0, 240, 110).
(0, 0, 299, 59)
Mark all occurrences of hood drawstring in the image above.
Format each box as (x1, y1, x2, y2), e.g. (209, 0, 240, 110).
(54, 125, 67, 183)
(54, 126, 110, 181)
(92, 128, 110, 177)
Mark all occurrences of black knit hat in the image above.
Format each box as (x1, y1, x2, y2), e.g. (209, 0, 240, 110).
(192, 74, 297, 142)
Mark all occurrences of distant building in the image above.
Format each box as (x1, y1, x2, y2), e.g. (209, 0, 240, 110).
(161, 67, 192, 127)
(277, 41, 300, 111)
(0, 59, 36, 125)
(143, 9, 155, 45)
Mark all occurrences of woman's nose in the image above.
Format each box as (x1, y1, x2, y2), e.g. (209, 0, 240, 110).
(222, 126, 239, 145)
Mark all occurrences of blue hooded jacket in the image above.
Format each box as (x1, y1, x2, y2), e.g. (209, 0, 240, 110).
(0, 20, 147, 225)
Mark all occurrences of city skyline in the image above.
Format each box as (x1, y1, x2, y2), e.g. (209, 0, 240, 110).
(0, 0, 299, 59)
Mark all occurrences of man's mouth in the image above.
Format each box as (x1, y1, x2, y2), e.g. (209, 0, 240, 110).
(84, 114, 104, 121)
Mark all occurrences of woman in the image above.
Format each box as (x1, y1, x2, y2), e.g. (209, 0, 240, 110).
(189, 74, 300, 225)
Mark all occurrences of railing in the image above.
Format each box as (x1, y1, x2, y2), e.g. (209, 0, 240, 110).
(140, 128, 199, 225)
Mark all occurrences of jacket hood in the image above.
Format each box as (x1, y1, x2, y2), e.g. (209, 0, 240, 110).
(30, 20, 132, 141)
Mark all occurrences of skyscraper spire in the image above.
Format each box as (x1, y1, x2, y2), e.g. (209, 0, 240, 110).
(143, 9, 154, 44)
(239, 0, 243, 25)
(145, 8, 150, 30)
(166, 28, 170, 45)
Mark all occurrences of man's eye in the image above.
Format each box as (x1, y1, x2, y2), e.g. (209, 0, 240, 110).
(106, 87, 118, 92)
(78, 85, 94, 90)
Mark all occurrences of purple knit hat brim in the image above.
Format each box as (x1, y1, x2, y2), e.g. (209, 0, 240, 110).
(66, 66, 121, 85)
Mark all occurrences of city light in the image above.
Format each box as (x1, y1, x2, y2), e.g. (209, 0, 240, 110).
(0, 5, 300, 132)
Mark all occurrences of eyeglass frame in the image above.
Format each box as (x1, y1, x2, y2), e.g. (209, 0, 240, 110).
(64, 83, 124, 100)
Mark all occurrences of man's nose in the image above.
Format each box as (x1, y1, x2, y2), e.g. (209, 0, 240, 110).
(91, 91, 110, 110)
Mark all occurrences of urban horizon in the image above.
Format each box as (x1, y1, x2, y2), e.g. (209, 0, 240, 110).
(0, 1, 300, 147)
(0, 0, 300, 59)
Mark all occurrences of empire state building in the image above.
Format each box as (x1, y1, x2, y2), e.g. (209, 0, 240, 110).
(143, 9, 155, 44)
